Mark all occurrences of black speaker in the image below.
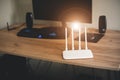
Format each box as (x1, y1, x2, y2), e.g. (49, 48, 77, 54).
(99, 15, 107, 33)
(26, 12, 33, 29)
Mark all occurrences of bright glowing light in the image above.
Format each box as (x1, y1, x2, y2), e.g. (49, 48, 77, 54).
(71, 21, 81, 32)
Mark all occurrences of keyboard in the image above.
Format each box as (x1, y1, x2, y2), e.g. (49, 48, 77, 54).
(17, 27, 70, 39)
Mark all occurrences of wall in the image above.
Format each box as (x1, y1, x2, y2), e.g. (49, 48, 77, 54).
(0, 0, 120, 30)
(0, 0, 15, 29)
(92, 0, 120, 30)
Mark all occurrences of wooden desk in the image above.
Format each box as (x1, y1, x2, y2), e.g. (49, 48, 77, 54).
(0, 24, 120, 71)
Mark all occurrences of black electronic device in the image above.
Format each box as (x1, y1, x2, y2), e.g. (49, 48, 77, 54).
(26, 12, 33, 29)
(17, 27, 70, 39)
(99, 15, 107, 33)
(32, 0, 92, 23)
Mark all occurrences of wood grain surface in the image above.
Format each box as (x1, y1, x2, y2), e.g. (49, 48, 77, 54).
(0, 24, 120, 71)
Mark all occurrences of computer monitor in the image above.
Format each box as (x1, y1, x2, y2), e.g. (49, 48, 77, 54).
(17, 0, 92, 39)
(32, 0, 92, 23)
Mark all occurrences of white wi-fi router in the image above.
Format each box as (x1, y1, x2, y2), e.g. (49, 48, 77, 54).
(63, 25, 93, 59)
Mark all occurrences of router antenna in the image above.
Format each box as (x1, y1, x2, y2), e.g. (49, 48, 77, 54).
(72, 27, 74, 50)
(65, 27, 68, 51)
(79, 27, 81, 50)
(85, 26, 88, 50)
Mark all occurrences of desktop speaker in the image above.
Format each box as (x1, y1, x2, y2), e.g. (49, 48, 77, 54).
(26, 12, 33, 29)
(98, 15, 107, 33)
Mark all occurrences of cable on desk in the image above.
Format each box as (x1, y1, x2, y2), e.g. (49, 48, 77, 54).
(26, 58, 38, 79)
(7, 22, 25, 31)
(63, 64, 68, 75)
(92, 68, 97, 80)
(43, 61, 52, 79)
(118, 64, 120, 71)
(107, 70, 112, 80)
(72, 65, 78, 80)
(26, 58, 33, 72)
(61, 64, 68, 80)
(35, 60, 42, 73)
(114, 71, 120, 80)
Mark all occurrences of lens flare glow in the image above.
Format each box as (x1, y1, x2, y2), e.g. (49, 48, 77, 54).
(71, 21, 81, 32)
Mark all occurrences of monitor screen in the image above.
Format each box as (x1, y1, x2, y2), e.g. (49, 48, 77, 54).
(32, 0, 92, 23)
